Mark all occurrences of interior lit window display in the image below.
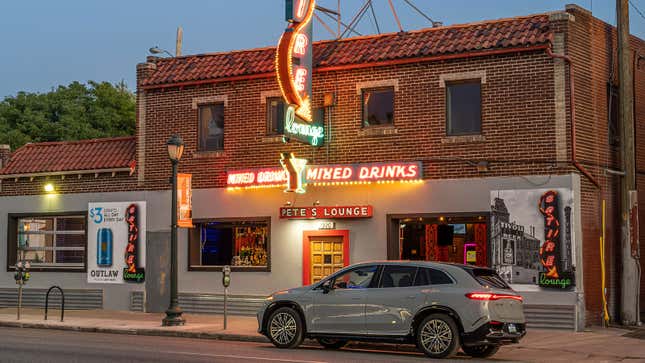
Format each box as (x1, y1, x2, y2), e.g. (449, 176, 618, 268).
(189, 220, 269, 269)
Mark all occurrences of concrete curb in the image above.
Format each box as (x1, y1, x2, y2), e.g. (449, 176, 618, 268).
(0, 320, 270, 343)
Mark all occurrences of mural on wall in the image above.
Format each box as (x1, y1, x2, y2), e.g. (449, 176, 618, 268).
(490, 189, 575, 289)
(88, 202, 146, 284)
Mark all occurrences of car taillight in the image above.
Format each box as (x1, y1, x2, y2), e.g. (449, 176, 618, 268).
(466, 292, 523, 302)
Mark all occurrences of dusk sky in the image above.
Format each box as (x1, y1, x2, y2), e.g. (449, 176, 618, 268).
(1, 0, 644, 98)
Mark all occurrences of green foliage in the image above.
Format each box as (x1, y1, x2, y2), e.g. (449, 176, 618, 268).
(0, 81, 136, 149)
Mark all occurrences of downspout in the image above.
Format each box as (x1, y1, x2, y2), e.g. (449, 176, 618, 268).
(546, 47, 601, 189)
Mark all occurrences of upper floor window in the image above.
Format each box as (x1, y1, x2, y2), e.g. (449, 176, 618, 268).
(198, 103, 224, 151)
(266, 97, 286, 135)
(362, 87, 394, 127)
(8, 214, 86, 271)
(446, 80, 481, 135)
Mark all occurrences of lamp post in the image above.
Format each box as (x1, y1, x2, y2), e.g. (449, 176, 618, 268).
(162, 134, 185, 326)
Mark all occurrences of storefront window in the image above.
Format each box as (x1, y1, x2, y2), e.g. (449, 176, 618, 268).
(9, 214, 86, 270)
(189, 219, 269, 270)
(388, 215, 489, 267)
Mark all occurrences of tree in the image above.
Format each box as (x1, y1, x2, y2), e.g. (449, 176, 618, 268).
(0, 81, 136, 149)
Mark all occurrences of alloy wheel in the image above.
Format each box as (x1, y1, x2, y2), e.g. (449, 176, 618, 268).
(420, 318, 453, 354)
(269, 312, 297, 345)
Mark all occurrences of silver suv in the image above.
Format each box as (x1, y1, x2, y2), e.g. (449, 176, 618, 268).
(257, 261, 525, 359)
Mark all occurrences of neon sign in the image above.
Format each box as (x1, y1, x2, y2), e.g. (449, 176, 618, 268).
(276, 0, 325, 146)
(124, 204, 145, 283)
(280, 152, 307, 193)
(227, 161, 423, 188)
(538, 190, 574, 289)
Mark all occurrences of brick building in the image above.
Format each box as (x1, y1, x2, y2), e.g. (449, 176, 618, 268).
(0, 4, 643, 329)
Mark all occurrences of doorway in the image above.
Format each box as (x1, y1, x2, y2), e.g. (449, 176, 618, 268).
(303, 230, 350, 285)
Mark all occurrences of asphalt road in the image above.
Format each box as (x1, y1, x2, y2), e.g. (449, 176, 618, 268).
(0, 327, 490, 363)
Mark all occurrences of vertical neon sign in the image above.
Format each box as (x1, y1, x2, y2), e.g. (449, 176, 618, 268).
(276, 0, 324, 146)
(538, 190, 574, 289)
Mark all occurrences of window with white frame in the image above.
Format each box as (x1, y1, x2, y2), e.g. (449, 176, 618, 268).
(11, 215, 86, 270)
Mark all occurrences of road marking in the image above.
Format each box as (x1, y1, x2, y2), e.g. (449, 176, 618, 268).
(160, 351, 327, 363)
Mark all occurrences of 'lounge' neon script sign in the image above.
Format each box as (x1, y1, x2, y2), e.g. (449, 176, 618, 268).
(276, 0, 325, 146)
(285, 106, 324, 146)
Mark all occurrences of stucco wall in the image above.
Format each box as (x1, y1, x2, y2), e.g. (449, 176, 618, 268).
(0, 174, 581, 313)
(0, 190, 171, 310)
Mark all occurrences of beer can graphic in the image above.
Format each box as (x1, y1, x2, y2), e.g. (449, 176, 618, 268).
(97, 228, 113, 267)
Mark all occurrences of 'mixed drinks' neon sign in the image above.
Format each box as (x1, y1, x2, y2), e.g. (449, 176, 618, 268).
(276, 0, 325, 146)
(227, 161, 423, 189)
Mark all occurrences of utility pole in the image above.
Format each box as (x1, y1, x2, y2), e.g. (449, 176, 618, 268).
(617, 0, 640, 326)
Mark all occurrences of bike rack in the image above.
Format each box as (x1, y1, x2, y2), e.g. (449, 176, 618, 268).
(44, 286, 64, 322)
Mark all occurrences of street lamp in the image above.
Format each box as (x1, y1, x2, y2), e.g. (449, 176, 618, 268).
(162, 134, 185, 326)
(149, 46, 174, 58)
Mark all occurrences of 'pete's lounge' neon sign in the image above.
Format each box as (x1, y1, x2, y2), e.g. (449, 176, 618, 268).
(227, 161, 422, 188)
(276, 0, 325, 146)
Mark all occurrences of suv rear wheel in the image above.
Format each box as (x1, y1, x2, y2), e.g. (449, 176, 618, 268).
(317, 338, 348, 349)
(416, 313, 460, 359)
(462, 344, 500, 358)
(267, 307, 304, 349)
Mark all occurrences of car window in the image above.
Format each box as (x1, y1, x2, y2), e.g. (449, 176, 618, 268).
(472, 268, 510, 289)
(333, 265, 377, 289)
(379, 265, 417, 288)
(414, 267, 454, 286)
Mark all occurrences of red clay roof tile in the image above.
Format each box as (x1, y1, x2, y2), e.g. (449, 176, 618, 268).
(0, 137, 136, 176)
(141, 14, 552, 88)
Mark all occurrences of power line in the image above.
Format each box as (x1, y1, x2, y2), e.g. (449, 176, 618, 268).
(402, 0, 436, 25)
(631, 0, 645, 22)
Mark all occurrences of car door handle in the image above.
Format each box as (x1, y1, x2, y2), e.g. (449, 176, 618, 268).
(406, 295, 417, 299)
(351, 297, 362, 300)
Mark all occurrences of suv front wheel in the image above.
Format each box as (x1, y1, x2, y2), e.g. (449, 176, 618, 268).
(416, 313, 460, 359)
(267, 307, 304, 349)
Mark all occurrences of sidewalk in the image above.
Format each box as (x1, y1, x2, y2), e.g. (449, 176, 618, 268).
(0, 307, 265, 342)
(1, 308, 645, 362)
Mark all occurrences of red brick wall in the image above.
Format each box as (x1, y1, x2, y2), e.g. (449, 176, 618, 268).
(564, 5, 645, 324)
(138, 51, 564, 191)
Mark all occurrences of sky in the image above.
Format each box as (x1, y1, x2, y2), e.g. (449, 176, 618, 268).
(1, 0, 644, 98)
